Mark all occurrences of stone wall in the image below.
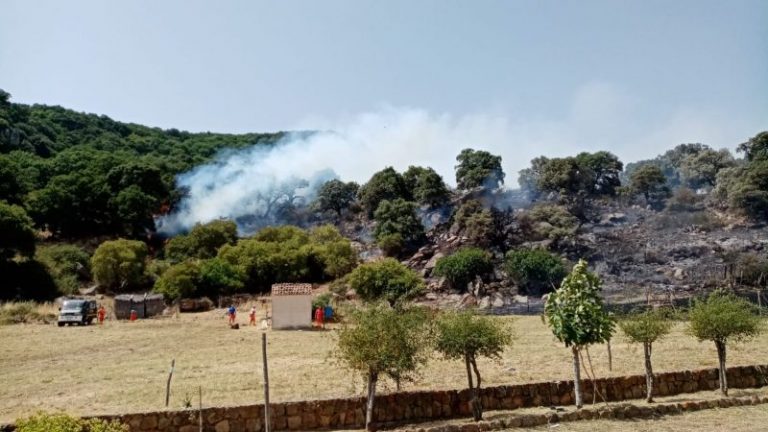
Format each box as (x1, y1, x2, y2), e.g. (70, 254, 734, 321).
(4, 364, 767, 432)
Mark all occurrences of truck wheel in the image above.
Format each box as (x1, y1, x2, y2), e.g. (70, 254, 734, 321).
(58, 322, 64, 327)
(87, 318, 94, 325)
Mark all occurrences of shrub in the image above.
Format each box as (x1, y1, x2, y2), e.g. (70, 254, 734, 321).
(312, 292, 333, 310)
(165, 219, 238, 262)
(433, 248, 493, 291)
(377, 233, 404, 257)
(347, 258, 424, 307)
(619, 309, 673, 402)
(153, 261, 200, 301)
(16, 412, 127, 432)
(0, 301, 55, 325)
(519, 204, 578, 242)
(505, 249, 567, 295)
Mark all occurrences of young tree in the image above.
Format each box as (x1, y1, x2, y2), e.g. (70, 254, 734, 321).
(455, 149, 505, 190)
(544, 259, 614, 408)
(737, 131, 768, 162)
(346, 258, 424, 307)
(91, 239, 148, 291)
(619, 309, 672, 402)
(165, 219, 238, 262)
(336, 305, 431, 431)
(434, 311, 513, 421)
(688, 290, 763, 395)
(433, 248, 493, 291)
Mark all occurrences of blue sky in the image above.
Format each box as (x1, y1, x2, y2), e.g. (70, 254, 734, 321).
(1, 0, 766, 176)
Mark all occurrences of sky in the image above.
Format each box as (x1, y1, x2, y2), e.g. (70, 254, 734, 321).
(1, 0, 766, 182)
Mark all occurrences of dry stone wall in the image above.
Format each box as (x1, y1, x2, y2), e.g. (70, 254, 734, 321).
(3, 364, 766, 432)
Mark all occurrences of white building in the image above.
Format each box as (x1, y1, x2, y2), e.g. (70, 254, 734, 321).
(270, 283, 313, 329)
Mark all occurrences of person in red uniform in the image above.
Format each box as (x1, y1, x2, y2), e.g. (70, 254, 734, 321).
(314, 307, 324, 329)
(249, 306, 257, 326)
(97, 305, 106, 325)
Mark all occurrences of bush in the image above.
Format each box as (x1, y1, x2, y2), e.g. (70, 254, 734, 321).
(433, 248, 493, 291)
(519, 204, 578, 242)
(312, 292, 333, 310)
(373, 199, 425, 244)
(0, 301, 55, 325)
(377, 233, 404, 257)
(505, 249, 567, 295)
(15, 412, 127, 432)
(165, 219, 238, 262)
(347, 258, 424, 307)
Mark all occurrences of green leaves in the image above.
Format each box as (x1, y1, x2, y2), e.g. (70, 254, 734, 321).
(688, 290, 763, 344)
(336, 304, 431, 383)
(91, 239, 148, 291)
(0, 200, 36, 260)
(434, 248, 493, 291)
(373, 198, 425, 244)
(455, 149, 505, 190)
(619, 309, 673, 344)
(434, 310, 512, 361)
(505, 248, 567, 295)
(544, 259, 614, 348)
(347, 258, 424, 307)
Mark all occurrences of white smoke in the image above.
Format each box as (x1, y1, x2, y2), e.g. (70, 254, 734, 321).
(158, 84, 753, 234)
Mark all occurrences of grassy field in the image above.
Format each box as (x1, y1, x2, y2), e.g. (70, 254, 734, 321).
(1, 310, 767, 423)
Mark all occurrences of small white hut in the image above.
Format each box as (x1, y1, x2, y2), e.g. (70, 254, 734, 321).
(270, 283, 313, 329)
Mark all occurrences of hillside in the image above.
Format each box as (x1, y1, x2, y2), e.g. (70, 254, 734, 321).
(1, 89, 766, 308)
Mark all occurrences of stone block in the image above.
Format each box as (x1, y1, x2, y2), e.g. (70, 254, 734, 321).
(214, 419, 230, 432)
(286, 415, 302, 430)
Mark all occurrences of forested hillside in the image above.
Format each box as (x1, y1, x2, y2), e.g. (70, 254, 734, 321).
(0, 89, 284, 238)
(1, 88, 766, 308)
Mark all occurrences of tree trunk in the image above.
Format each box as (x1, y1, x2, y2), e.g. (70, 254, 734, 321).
(643, 342, 654, 403)
(365, 370, 378, 431)
(715, 340, 728, 396)
(470, 356, 483, 421)
(572, 346, 583, 408)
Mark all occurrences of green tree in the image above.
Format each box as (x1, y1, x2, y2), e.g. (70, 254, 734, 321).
(505, 249, 567, 295)
(403, 166, 451, 207)
(630, 164, 669, 205)
(165, 219, 238, 262)
(376, 233, 405, 257)
(357, 167, 410, 216)
(680, 148, 735, 188)
(312, 179, 360, 218)
(575, 151, 623, 195)
(91, 239, 148, 291)
(455, 149, 505, 190)
(688, 290, 763, 395)
(153, 260, 200, 301)
(544, 260, 614, 408)
(198, 257, 245, 297)
(619, 309, 673, 402)
(373, 198, 425, 244)
(36, 244, 90, 295)
(335, 304, 431, 431)
(536, 157, 590, 195)
(347, 258, 424, 307)
(433, 248, 493, 291)
(737, 131, 768, 162)
(0, 200, 36, 261)
(434, 311, 513, 421)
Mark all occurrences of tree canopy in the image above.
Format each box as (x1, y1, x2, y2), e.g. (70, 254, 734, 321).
(455, 149, 505, 190)
(91, 239, 149, 291)
(0, 201, 36, 261)
(346, 258, 424, 307)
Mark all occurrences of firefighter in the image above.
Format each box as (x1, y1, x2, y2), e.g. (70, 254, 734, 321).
(97, 305, 106, 325)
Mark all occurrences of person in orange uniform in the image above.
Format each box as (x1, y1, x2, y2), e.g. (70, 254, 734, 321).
(314, 307, 324, 329)
(97, 305, 106, 325)
(249, 306, 257, 326)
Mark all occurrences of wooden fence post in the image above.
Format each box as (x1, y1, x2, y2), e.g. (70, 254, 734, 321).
(165, 359, 175, 407)
(263, 332, 271, 432)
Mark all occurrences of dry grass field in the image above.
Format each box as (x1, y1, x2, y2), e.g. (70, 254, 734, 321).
(1, 309, 767, 423)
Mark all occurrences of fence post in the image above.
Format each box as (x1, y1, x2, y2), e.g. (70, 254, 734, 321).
(263, 332, 271, 432)
(165, 359, 175, 407)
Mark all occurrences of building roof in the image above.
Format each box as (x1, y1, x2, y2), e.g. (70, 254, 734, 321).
(271, 283, 313, 296)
